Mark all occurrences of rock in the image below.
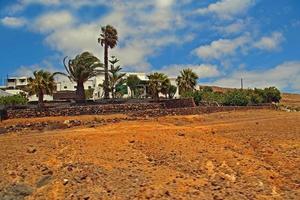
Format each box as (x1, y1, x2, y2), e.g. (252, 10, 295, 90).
(2, 184, 33, 199)
(63, 179, 69, 185)
(177, 132, 185, 137)
(36, 175, 52, 188)
(0, 127, 7, 135)
(26, 147, 36, 153)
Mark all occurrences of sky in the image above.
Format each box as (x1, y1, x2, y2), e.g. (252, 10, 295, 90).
(0, 0, 299, 93)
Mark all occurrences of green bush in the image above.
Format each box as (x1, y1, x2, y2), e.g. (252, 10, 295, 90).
(223, 89, 249, 106)
(181, 91, 202, 105)
(263, 87, 281, 103)
(0, 95, 28, 106)
(180, 86, 281, 106)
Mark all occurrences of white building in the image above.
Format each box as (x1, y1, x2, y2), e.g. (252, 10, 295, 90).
(2, 72, 180, 101)
(6, 77, 28, 89)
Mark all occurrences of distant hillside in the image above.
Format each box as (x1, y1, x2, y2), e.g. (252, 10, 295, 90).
(281, 93, 300, 107)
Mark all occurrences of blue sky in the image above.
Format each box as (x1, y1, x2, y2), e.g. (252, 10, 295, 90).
(0, 0, 299, 92)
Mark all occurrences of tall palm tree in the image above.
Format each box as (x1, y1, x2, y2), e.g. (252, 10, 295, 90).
(62, 51, 103, 100)
(147, 72, 169, 101)
(108, 56, 125, 99)
(176, 68, 198, 95)
(27, 70, 56, 106)
(98, 25, 118, 99)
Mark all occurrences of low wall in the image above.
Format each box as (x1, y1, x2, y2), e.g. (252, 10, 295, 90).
(162, 98, 196, 109)
(4, 99, 274, 120)
(6, 103, 164, 119)
(130, 105, 275, 117)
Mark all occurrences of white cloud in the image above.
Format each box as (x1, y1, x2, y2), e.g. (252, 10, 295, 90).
(214, 19, 248, 34)
(1, 16, 27, 27)
(34, 10, 75, 33)
(253, 32, 284, 51)
(193, 35, 250, 60)
(196, 0, 256, 19)
(211, 61, 300, 92)
(159, 64, 220, 78)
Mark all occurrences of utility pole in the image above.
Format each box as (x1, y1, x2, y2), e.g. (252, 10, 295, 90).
(241, 78, 243, 89)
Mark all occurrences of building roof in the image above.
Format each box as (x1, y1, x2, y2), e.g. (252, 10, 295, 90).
(0, 89, 13, 97)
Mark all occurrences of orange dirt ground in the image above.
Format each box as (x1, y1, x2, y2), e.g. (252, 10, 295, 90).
(0, 110, 299, 199)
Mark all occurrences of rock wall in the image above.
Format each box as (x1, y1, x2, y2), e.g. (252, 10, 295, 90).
(162, 98, 196, 109)
(5, 99, 274, 120)
(129, 105, 275, 117)
(6, 103, 164, 119)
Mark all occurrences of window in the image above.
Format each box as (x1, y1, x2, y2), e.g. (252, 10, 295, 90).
(74, 86, 77, 89)
(88, 86, 92, 89)
(64, 86, 67, 89)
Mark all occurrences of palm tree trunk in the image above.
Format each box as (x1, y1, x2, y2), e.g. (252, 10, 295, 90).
(38, 91, 44, 107)
(76, 81, 85, 100)
(104, 44, 109, 99)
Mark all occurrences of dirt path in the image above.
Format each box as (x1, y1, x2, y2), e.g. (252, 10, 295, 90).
(0, 110, 299, 199)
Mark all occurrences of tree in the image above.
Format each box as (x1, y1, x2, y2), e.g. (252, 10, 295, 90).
(62, 52, 103, 100)
(263, 87, 281, 103)
(98, 25, 118, 99)
(147, 72, 169, 101)
(108, 56, 125, 99)
(27, 70, 56, 106)
(176, 68, 198, 95)
(126, 75, 140, 98)
(168, 85, 177, 99)
(160, 78, 171, 98)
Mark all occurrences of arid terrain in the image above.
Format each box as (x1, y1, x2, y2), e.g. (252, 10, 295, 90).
(0, 109, 299, 200)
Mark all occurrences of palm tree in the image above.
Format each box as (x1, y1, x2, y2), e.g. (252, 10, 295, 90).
(176, 68, 198, 95)
(62, 51, 103, 100)
(147, 72, 169, 101)
(98, 25, 118, 99)
(126, 75, 141, 98)
(27, 70, 56, 107)
(108, 56, 125, 99)
(168, 85, 178, 99)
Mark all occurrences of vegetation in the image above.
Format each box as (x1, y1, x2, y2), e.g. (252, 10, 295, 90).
(147, 72, 170, 101)
(0, 94, 28, 106)
(85, 88, 95, 99)
(62, 52, 103, 100)
(108, 56, 125, 99)
(182, 86, 281, 106)
(168, 85, 178, 99)
(176, 69, 198, 95)
(98, 25, 118, 99)
(27, 70, 57, 106)
(126, 75, 141, 98)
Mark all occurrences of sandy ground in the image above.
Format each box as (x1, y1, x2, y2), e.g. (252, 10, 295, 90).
(0, 109, 299, 200)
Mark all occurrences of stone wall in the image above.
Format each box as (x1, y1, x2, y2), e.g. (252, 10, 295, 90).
(129, 105, 275, 117)
(162, 98, 196, 109)
(5, 99, 274, 120)
(6, 103, 164, 119)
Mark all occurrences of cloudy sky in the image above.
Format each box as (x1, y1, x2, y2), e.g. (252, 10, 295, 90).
(0, 0, 299, 93)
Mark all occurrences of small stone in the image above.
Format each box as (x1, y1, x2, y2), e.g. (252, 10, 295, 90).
(177, 132, 185, 137)
(36, 175, 52, 188)
(63, 179, 69, 185)
(27, 147, 36, 153)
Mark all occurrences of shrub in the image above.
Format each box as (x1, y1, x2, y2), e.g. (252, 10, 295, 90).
(0, 95, 28, 106)
(223, 89, 249, 106)
(263, 87, 281, 103)
(181, 91, 202, 105)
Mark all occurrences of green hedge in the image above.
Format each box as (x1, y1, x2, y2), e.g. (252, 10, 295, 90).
(0, 95, 28, 106)
(182, 86, 281, 106)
